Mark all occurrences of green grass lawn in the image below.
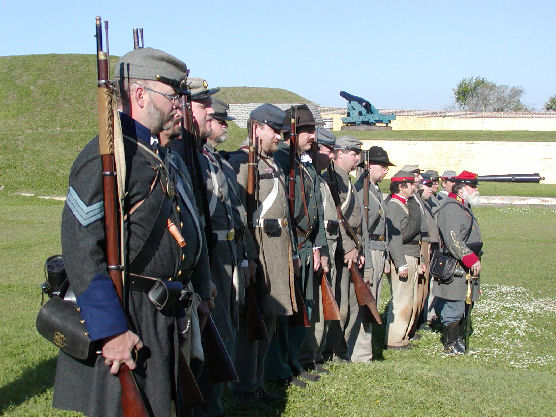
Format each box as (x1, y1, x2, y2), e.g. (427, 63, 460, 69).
(0, 195, 554, 416)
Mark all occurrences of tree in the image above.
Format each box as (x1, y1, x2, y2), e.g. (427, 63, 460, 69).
(545, 95, 556, 111)
(454, 77, 529, 112)
(454, 77, 492, 108)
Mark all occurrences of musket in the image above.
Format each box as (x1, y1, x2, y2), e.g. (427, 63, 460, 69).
(133, 28, 144, 49)
(477, 173, 544, 183)
(244, 126, 269, 341)
(287, 106, 311, 328)
(312, 128, 341, 321)
(95, 16, 149, 417)
(176, 84, 238, 386)
(464, 273, 475, 353)
(363, 149, 370, 224)
(320, 271, 341, 321)
(326, 163, 382, 324)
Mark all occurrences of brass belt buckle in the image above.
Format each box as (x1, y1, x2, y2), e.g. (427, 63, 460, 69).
(379, 234, 385, 241)
(227, 229, 235, 241)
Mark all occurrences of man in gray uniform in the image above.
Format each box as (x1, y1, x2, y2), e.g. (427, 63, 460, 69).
(437, 170, 457, 202)
(433, 170, 482, 354)
(322, 135, 371, 362)
(417, 175, 441, 329)
(384, 171, 422, 349)
(53, 47, 211, 417)
(196, 97, 249, 417)
(424, 169, 441, 210)
(229, 103, 296, 400)
(355, 146, 394, 308)
(267, 105, 328, 384)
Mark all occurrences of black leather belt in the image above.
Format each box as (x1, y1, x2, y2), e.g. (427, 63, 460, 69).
(421, 232, 429, 238)
(128, 273, 192, 310)
(370, 234, 386, 241)
(128, 273, 164, 292)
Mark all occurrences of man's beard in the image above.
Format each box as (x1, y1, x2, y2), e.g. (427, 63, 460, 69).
(462, 189, 480, 206)
(147, 102, 174, 135)
(215, 132, 227, 144)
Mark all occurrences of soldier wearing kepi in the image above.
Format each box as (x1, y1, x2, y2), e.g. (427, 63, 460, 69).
(53, 47, 211, 417)
(229, 103, 296, 402)
(437, 170, 457, 202)
(433, 171, 482, 354)
(423, 169, 441, 210)
(384, 171, 422, 350)
(266, 104, 328, 385)
(322, 135, 371, 362)
(196, 98, 246, 417)
(354, 146, 394, 310)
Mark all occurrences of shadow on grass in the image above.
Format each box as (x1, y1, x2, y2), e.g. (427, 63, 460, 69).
(371, 301, 390, 361)
(222, 382, 288, 417)
(0, 356, 57, 413)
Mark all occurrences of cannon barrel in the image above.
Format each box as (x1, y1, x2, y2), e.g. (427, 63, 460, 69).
(477, 173, 544, 183)
(340, 90, 369, 106)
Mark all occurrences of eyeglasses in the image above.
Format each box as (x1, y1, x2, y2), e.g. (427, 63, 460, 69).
(133, 83, 180, 105)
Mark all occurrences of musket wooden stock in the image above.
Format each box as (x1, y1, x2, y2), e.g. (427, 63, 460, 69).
(320, 271, 341, 321)
(95, 16, 149, 417)
(349, 265, 382, 324)
(290, 284, 311, 327)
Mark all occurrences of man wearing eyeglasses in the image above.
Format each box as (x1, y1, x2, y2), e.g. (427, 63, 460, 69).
(53, 47, 211, 417)
(433, 171, 482, 354)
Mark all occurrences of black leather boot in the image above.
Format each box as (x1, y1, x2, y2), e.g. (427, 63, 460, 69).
(443, 322, 464, 355)
(456, 319, 466, 353)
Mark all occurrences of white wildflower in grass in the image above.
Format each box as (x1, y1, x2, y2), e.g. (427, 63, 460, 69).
(429, 283, 556, 371)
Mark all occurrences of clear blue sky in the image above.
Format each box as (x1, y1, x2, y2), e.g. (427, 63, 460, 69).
(2, 0, 555, 110)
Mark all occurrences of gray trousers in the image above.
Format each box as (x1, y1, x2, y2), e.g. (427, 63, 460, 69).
(365, 249, 386, 304)
(230, 314, 277, 393)
(326, 251, 373, 362)
(298, 283, 328, 367)
(385, 255, 419, 347)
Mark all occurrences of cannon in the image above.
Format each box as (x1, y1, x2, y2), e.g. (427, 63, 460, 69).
(477, 173, 544, 183)
(339, 90, 396, 126)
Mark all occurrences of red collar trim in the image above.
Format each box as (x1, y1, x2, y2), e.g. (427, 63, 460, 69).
(448, 192, 465, 204)
(391, 194, 407, 204)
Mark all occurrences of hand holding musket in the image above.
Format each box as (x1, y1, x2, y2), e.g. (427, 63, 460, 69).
(95, 16, 149, 417)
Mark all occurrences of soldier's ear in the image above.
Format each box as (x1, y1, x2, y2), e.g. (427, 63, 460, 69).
(132, 84, 147, 109)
